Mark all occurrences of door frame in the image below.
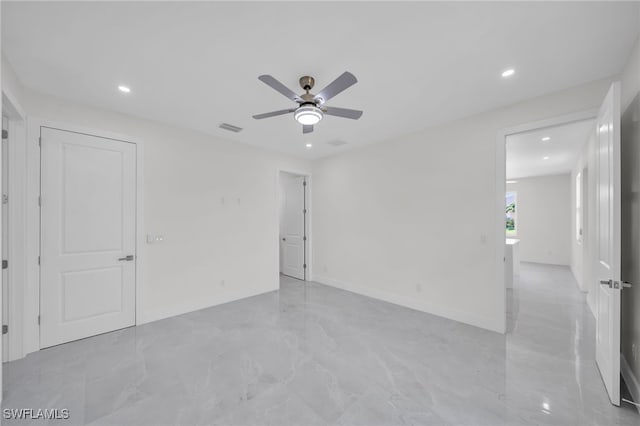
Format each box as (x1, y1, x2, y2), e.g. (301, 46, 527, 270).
(276, 168, 312, 283)
(22, 117, 145, 356)
(495, 108, 598, 333)
(2, 88, 26, 363)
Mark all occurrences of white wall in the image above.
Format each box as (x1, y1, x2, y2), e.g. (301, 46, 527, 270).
(570, 132, 596, 296)
(19, 88, 311, 354)
(622, 35, 640, 112)
(507, 175, 571, 266)
(312, 78, 614, 333)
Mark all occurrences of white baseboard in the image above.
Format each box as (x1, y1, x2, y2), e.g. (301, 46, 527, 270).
(314, 275, 503, 333)
(140, 286, 278, 325)
(621, 354, 640, 414)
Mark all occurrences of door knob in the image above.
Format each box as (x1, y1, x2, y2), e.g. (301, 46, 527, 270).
(118, 255, 135, 261)
(282, 238, 286, 241)
(600, 279, 633, 289)
(600, 279, 613, 288)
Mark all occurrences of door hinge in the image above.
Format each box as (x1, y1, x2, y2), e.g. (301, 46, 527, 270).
(303, 264, 307, 269)
(37, 315, 40, 326)
(2, 129, 8, 140)
(303, 209, 307, 214)
(38, 137, 42, 147)
(303, 236, 307, 241)
(2, 325, 7, 335)
(2, 260, 7, 269)
(37, 256, 40, 266)
(38, 195, 42, 207)
(302, 180, 307, 187)
(2, 194, 7, 205)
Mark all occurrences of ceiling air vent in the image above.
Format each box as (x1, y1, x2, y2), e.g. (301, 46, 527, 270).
(219, 123, 243, 133)
(327, 140, 348, 147)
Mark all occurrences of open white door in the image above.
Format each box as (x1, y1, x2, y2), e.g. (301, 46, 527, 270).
(594, 82, 622, 406)
(40, 127, 137, 348)
(280, 174, 306, 280)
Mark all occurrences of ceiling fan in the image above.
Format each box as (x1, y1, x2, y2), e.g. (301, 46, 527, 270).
(252, 71, 363, 134)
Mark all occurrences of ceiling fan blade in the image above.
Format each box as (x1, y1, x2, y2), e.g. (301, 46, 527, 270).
(258, 75, 302, 102)
(313, 71, 358, 104)
(252, 109, 295, 119)
(303, 125, 314, 134)
(323, 106, 363, 120)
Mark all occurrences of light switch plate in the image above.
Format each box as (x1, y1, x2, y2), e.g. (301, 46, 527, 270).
(147, 234, 164, 244)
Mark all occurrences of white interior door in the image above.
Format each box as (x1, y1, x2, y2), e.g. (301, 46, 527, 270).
(40, 127, 136, 348)
(280, 174, 305, 280)
(594, 83, 622, 406)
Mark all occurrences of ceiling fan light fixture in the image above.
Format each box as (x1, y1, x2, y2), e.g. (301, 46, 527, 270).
(294, 105, 323, 125)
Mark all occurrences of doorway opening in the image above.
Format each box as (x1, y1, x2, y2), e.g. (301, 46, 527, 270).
(497, 82, 632, 409)
(503, 117, 595, 338)
(278, 171, 309, 281)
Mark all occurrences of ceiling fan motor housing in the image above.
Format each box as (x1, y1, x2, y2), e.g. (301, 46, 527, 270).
(299, 76, 315, 91)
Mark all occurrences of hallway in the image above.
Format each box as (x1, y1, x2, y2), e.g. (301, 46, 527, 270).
(506, 262, 638, 424)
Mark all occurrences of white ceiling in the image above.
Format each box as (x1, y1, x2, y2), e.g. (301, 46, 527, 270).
(2, 2, 639, 160)
(506, 119, 595, 179)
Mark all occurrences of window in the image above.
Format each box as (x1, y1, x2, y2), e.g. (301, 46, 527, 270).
(506, 191, 517, 237)
(576, 172, 582, 243)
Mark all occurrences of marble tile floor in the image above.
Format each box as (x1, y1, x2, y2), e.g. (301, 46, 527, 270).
(2, 264, 639, 425)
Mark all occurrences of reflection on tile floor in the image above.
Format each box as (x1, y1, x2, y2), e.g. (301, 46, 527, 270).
(3, 264, 639, 425)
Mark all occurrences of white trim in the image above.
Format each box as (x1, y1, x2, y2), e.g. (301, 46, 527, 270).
(621, 354, 640, 414)
(315, 275, 503, 333)
(495, 109, 599, 333)
(24, 117, 145, 355)
(276, 168, 312, 283)
(2, 89, 27, 362)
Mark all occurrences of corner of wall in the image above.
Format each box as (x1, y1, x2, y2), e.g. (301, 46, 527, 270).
(1, 51, 26, 115)
(621, 354, 640, 414)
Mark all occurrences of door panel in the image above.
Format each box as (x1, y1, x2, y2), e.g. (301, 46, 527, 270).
(40, 127, 136, 348)
(280, 175, 305, 280)
(61, 144, 125, 253)
(594, 83, 621, 406)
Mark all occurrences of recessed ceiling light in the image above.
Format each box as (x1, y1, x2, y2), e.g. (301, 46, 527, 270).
(541, 136, 551, 141)
(506, 180, 518, 184)
(118, 85, 131, 93)
(501, 69, 515, 78)
(543, 156, 550, 160)
(305, 143, 312, 148)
